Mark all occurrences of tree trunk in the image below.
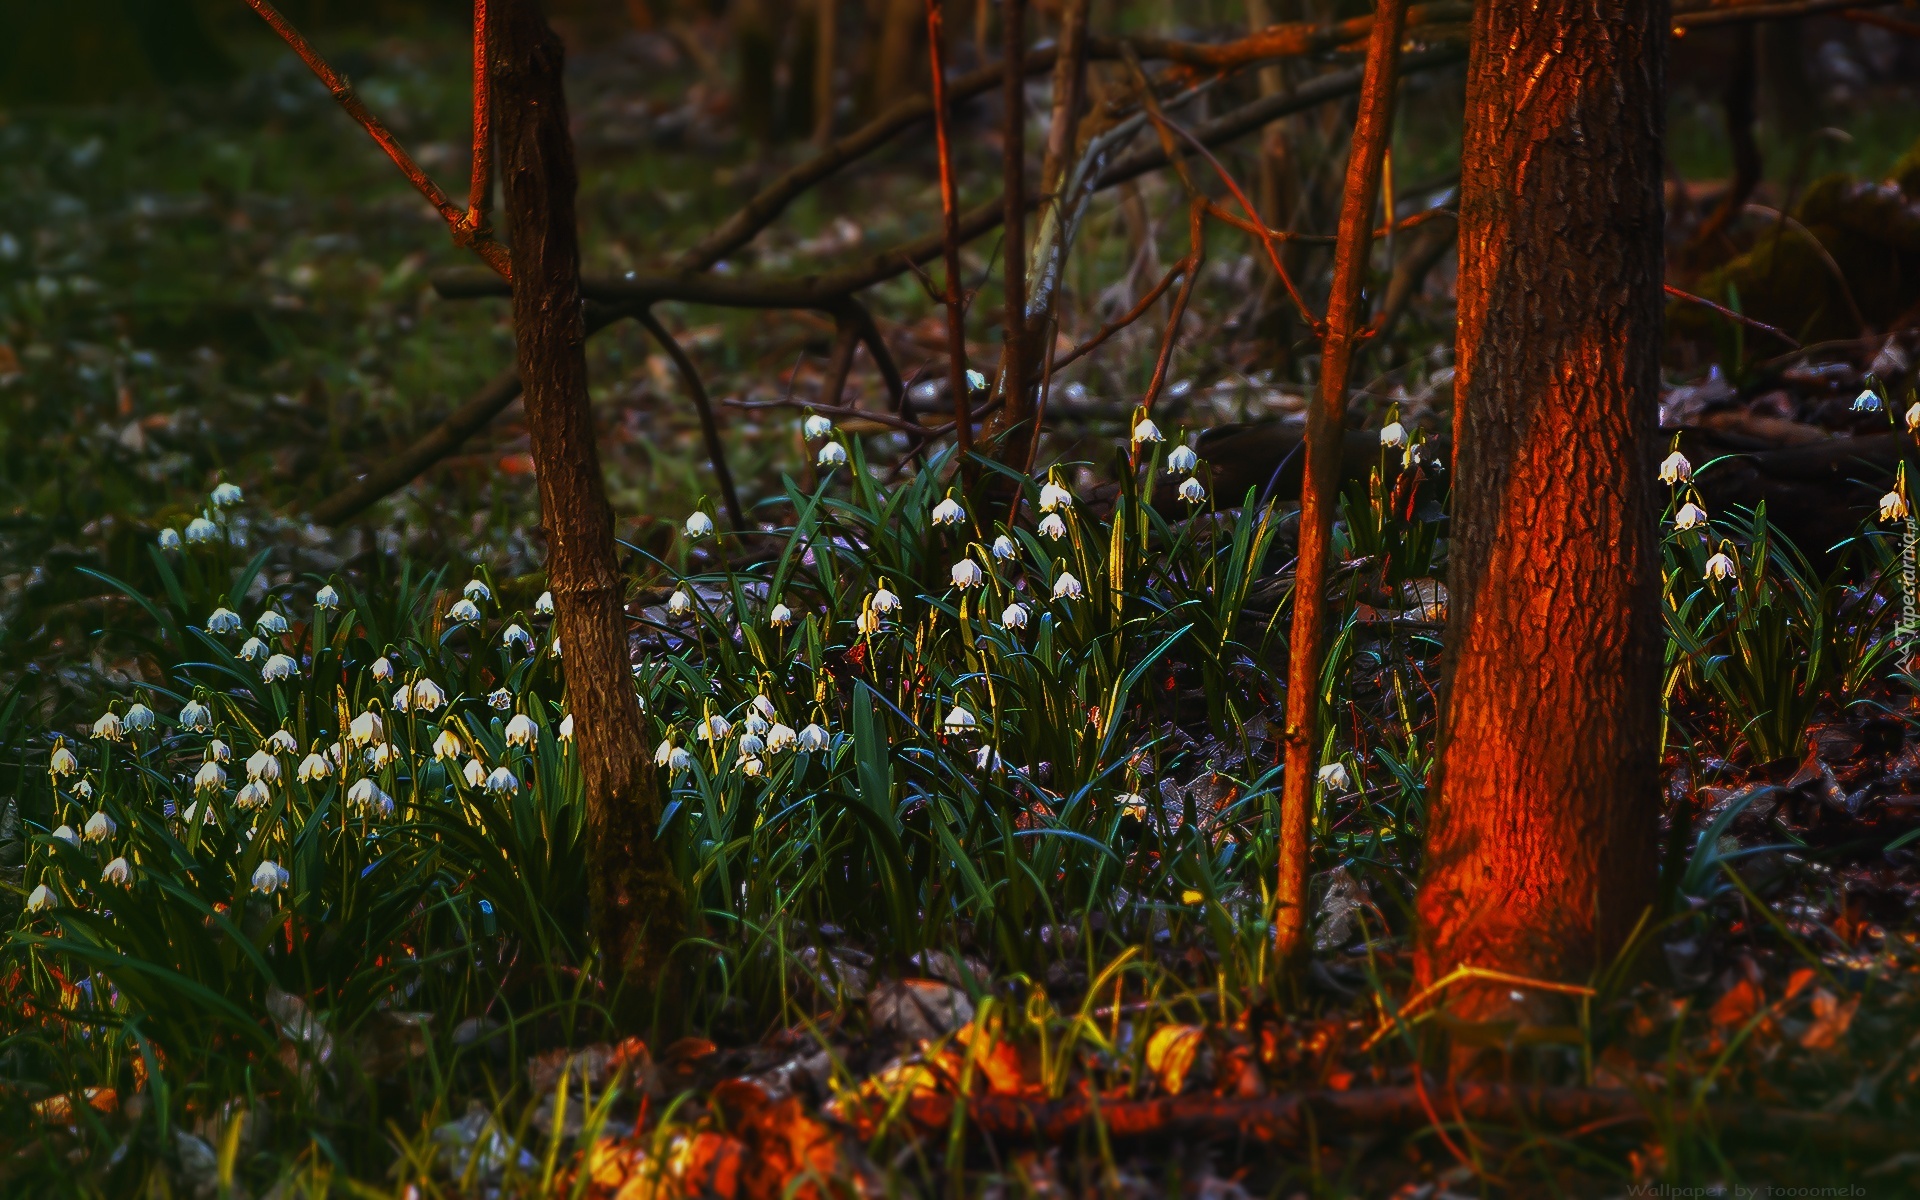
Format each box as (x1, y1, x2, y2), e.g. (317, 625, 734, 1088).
(1415, 0, 1668, 1020)
(492, 0, 686, 1025)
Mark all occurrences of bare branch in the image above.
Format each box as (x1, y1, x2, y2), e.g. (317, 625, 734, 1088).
(634, 310, 749, 531)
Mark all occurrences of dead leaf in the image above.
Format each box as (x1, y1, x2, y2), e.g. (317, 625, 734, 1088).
(1145, 1024, 1207, 1096)
(1710, 978, 1764, 1029)
(868, 978, 974, 1043)
(1800, 988, 1859, 1050)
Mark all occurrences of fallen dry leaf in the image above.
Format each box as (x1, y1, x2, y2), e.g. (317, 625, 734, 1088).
(1800, 988, 1860, 1050)
(1145, 1024, 1207, 1096)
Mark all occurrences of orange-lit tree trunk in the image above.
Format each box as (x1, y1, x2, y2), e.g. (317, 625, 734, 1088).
(1415, 0, 1668, 1017)
(493, 0, 686, 1022)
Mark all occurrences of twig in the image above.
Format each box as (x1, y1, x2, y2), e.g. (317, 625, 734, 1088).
(1048, 261, 1186, 375)
(1663, 282, 1799, 347)
(1742, 203, 1870, 333)
(1000, 0, 1032, 440)
(816, 319, 861, 410)
(239, 0, 511, 278)
(1134, 199, 1208, 470)
(926, 0, 975, 465)
(1671, 0, 1890, 27)
(724, 397, 952, 439)
(634, 310, 748, 531)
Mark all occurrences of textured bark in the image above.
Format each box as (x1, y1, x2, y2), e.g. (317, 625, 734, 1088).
(493, 0, 685, 1022)
(1415, 0, 1668, 1014)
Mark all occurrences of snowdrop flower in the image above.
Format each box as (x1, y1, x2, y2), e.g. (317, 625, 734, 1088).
(1038, 513, 1068, 540)
(91, 711, 123, 741)
(297, 752, 331, 783)
(943, 705, 976, 732)
(684, 511, 715, 539)
(207, 607, 242, 635)
(1178, 477, 1206, 504)
(1673, 502, 1709, 530)
(967, 368, 987, 393)
(667, 745, 692, 772)
(870, 585, 901, 615)
(559, 714, 574, 741)
(932, 495, 966, 526)
(158, 527, 182, 551)
(194, 761, 226, 793)
(348, 710, 384, 747)
(856, 608, 883, 635)
(462, 758, 488, 788)
(266, 729, 298, 754)
(124, 703, 154, 733)
(237, 637, 268, 662)
(803, 412, 833, 440)
(951, 558, 984, 589)
(1379, 422, 1407, 449)
(1039, 481, 1072, 512)
(315, 584, 340, 610)
(1000, 602, 1029, 630)
(1908, 403, 1920, 433)
(744, 712, 770, 738)
(535, 590, 554, 616)
(766, 723, 797, 753)
(1881, 490, 1910, 522)
(1166, 445, 1199, 473)
(739, 756, 765, 777)
(83, 811, 116, 841)
(818, 441, 847, 467)
(390, 685, 411, 714)
(484, 766, 518, 795)
(1131, 416, 1164, 445)
(262, 654, 298, 683)
(501, 623, 533, 654)
(234, 780, 271, 810)
(101, 857, 131, 887)
(246, 749, 281, 783)
(1317, 762, 1351, 791)
(1052, 572, 1084, 600)
(366, 741, 400, 770)
(1704, 552, 1737, 581)
(654, 738, 677, 767)
(251, 860, 291, 895)
(432, 729, 464, 761)
(769, 602, 794, 629)
(208, 739, 230, 763)
(668, 589, 693, 616)
(1852, 387, 1883, 413)
(52, 824, 80, 848)
(447, 598, 482, 624)
(505, 714, 538, 748)
(26, 884, 55, 913)
(1658, 450, 1691, 486)
(346, 777, 392, 814)
(211, 482, 243, 507)
(973, 745, 1004, 773)
(255, 610, 289, 636)
(179, 700, 212, 732)
(411, 678, 446, 713)
(1116, 792, 1149, 818)
(797, 723, 830, 753)
(752, 694, 777, 719)
(185, 516, 219, 544)
(487, 688, 512, 711)
(737, 733, 766, 757)
(991, 535, 1016, 562)
(371, 656, 394, 682)
(73, 779, 93, 800)
(463, 577, 491, 603)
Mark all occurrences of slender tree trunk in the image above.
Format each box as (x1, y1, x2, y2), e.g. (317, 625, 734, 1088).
(1414, 0, 1668, 1020)
(999, 0, 1030, 439)
(492, 0, 686, 1024)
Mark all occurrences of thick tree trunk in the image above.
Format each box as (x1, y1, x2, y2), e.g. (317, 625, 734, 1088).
(493, 0, 685, 1023)
(1415, 0, 1668, 1018)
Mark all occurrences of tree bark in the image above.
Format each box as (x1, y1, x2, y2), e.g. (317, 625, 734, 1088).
(1415, 0, 1668, 1019)
(492, 0, 685, 1024)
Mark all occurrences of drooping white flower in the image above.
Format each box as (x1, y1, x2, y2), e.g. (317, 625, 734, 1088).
(411, 678, 446, 713)
(261, 654, 298, 683)
(234, 780, 271, 810)
(1166, 445, 1200, 474)
(1038, 481, 1072, 512)
(193, 761, 227, 793)
(265, 728, 297, 755)
(251, 860, 291, 895)
(856, 608, 883, 635)
(558, 714, 574, 741)
(951, 558, 984, 589)
(346, 777, 393, 814)
(52, 824, 80, 847)
(488, 688, 512, 710)
(485, 766, 519, 795)
(207, 607, 243, 635)
(738, 755, 766, 777)
(818, 441, 848, 467)
(1908, 403, 1920, 433)
(211, 482, 243, 508)
(73, 780, 93, 800)
(315, 584, 340, 610)
(505, 714, 538, 748)
(769, 602, 794, 629)
(124, 703, 154, 732)
(179, 700, 213, 732)
(1038, 513, 1068, 540)
(390, 685, 411, 714)
(668, 745, 692, 772)
(26, 884, 56, 913)
(462, 758, 488, 787)
(1881, 490, 1910, 523)
(1673, 502, 1709, 530)
(297, 752, 331, 783)
(737, 733, 766, 757)
(797, 723, 830, 753)
(943, 705, 976, 731)
(83, 811, 116, 841)
(697, 714, 732, 741)
(684, 511, 716, 540)
(371, 656, 394, 682)
(1704, 552, 1737, 581)
(966, 368, 987, 393)
(158, 527, 182, 551)
(1658, 450, 1691, 486)
(1378, 422, 1407, 448)
(668, 589, 693, 616)
(91, 711, 123, 741)
(973, 745, 1004, 773)
(101, 857, 132, 886)
(428, 728, 462, 761)
(870, 586, 901, 614)
(1000, 602, 1029, 630)
(803, 412, 833, 440)
(1131, 416, 1164, 445)
(535, 590, 555, 616)
(1052, 572, 1084, 600)
(654, 738, 677, 768)
(1178, 477, 1206, 504)
(991, 535, 1016, 561)
(766, 723, 797, 753)
(255, 610, 289, 636)
(447, 598, 482, 624)
(246, 749, 281, 783)
(463, 578, 491, 603)
(185, 517, 220, 544)
(237, 637, 268, 662)
(501, 624, 533, 654)
(932, 496, 966, 526)
(744, 713, 771, 739)
(1317, 761, 1351, 792)
(751, 694, 777, 720)
(207, 739, 230, 762)
(348, 710, 384, 747)
(365, 741, 400, 770)
(1853, 387, 1883, 413)
(545, 636, 560, 657)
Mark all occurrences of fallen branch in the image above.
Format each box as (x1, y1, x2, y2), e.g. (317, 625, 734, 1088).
(1663, 282, 1799, 347)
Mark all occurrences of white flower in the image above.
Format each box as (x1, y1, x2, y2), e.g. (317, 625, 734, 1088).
(1131, 416, 1164, 445)
(234, 780, 271, 810)
(262, 654, 298, 683)
(447, 598, 482, 624)
(251, 860, 292, 895)
(797, 723, 830, 753)
(211, 482, 243, 507)
(194, 761, 227, 793)
(668, 745, 692, 772)
(1178, 477, 1206, 504)
(1908, 403, 1920, 433)
(207, 739, 229, 762)
(737, 733, 766, 757)
(365, 741, 400, 770)
(1658, 450, 1691, 485)
(1039, 481, 1072, 512)
(991, 535, 1016, 561)
(932, 496, 966, 526)
(390, 685, 411, 714)
(1379, 422, 1408, 449)
(158, 527, 182, 551)
(255, 610, 289, 636)
(101, 857, 131, 887)
(185, 517, 220, 544)
(558, 714, 574, 741)
(207, 608, 242, 635)
(1853, 387, 1883, 412)
(429, 729, 463, 761)
(179, 700, 213, 732)
(462, 758, 488, 787)
(91, 711, 123, 741)
(315, 584, 340, 610)
(246, 749, 281, 782)
(265, 729, 298, 754)
(766, 723, 797, 753)
(857, 608, 883, 635)
(547, 636, 562, 658)
(668, 589, 692, 616)
(973, 745, 1004, 773)
(684, 511, 716, 540)
(1881, 490, 1910, 523)
(769, 602, 794, 629)
(1038, 513, 1068, 540)
(803, 413, 833, 439)
(1052, 572, 1084, 600)
(738, 755, 766, 777)
(1673, 502, 1709, 530)
(348, 710, 384, 747)
(535, 590, 555, 616)
(654, 738, 676, 767)
(371, 656, 394, 682)
(501, 624, 533, 654)
(943, 705, 976, 731)
(1317, 761, 1351, 791)
(818, 441, 848, 467)
(487, 688, 512, 711)
(237, 637, 268, 662)
(346, 777, 393, 815)
(966, 368, 987, 393)
(412, 678, 447, 713)
(53, 824, 80, 847)
(1166, 445, 1200, 473)
(870, 586, 901, 614)
(1704, 552, 1737, 581)
(297, 753, 331, 783)
(951, 558, 984, 589)
(124, 703, 154, 732)
(485, 766, 519, 795)
(744, 712, 770, 738)
(505, 714, 538, 748)
(463, 577, 491, 602)
(1000, 602, 1029, 629)
(697, 714, 732, 741)
(26, 884, 56, 913)
(752, 694, 777, 719)
(1116, 792, 1148, 818)
(73, 780, 93, 800)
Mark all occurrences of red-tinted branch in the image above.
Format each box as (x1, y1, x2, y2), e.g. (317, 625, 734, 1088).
(1663, 283, 1799, 347)
(1000, 0, 1032, 438)
(926, 0, 975, 464)
(1133, 200, 1207, 470)
(1048, 260, 1186, 375)
(467, 0, 494, 233)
